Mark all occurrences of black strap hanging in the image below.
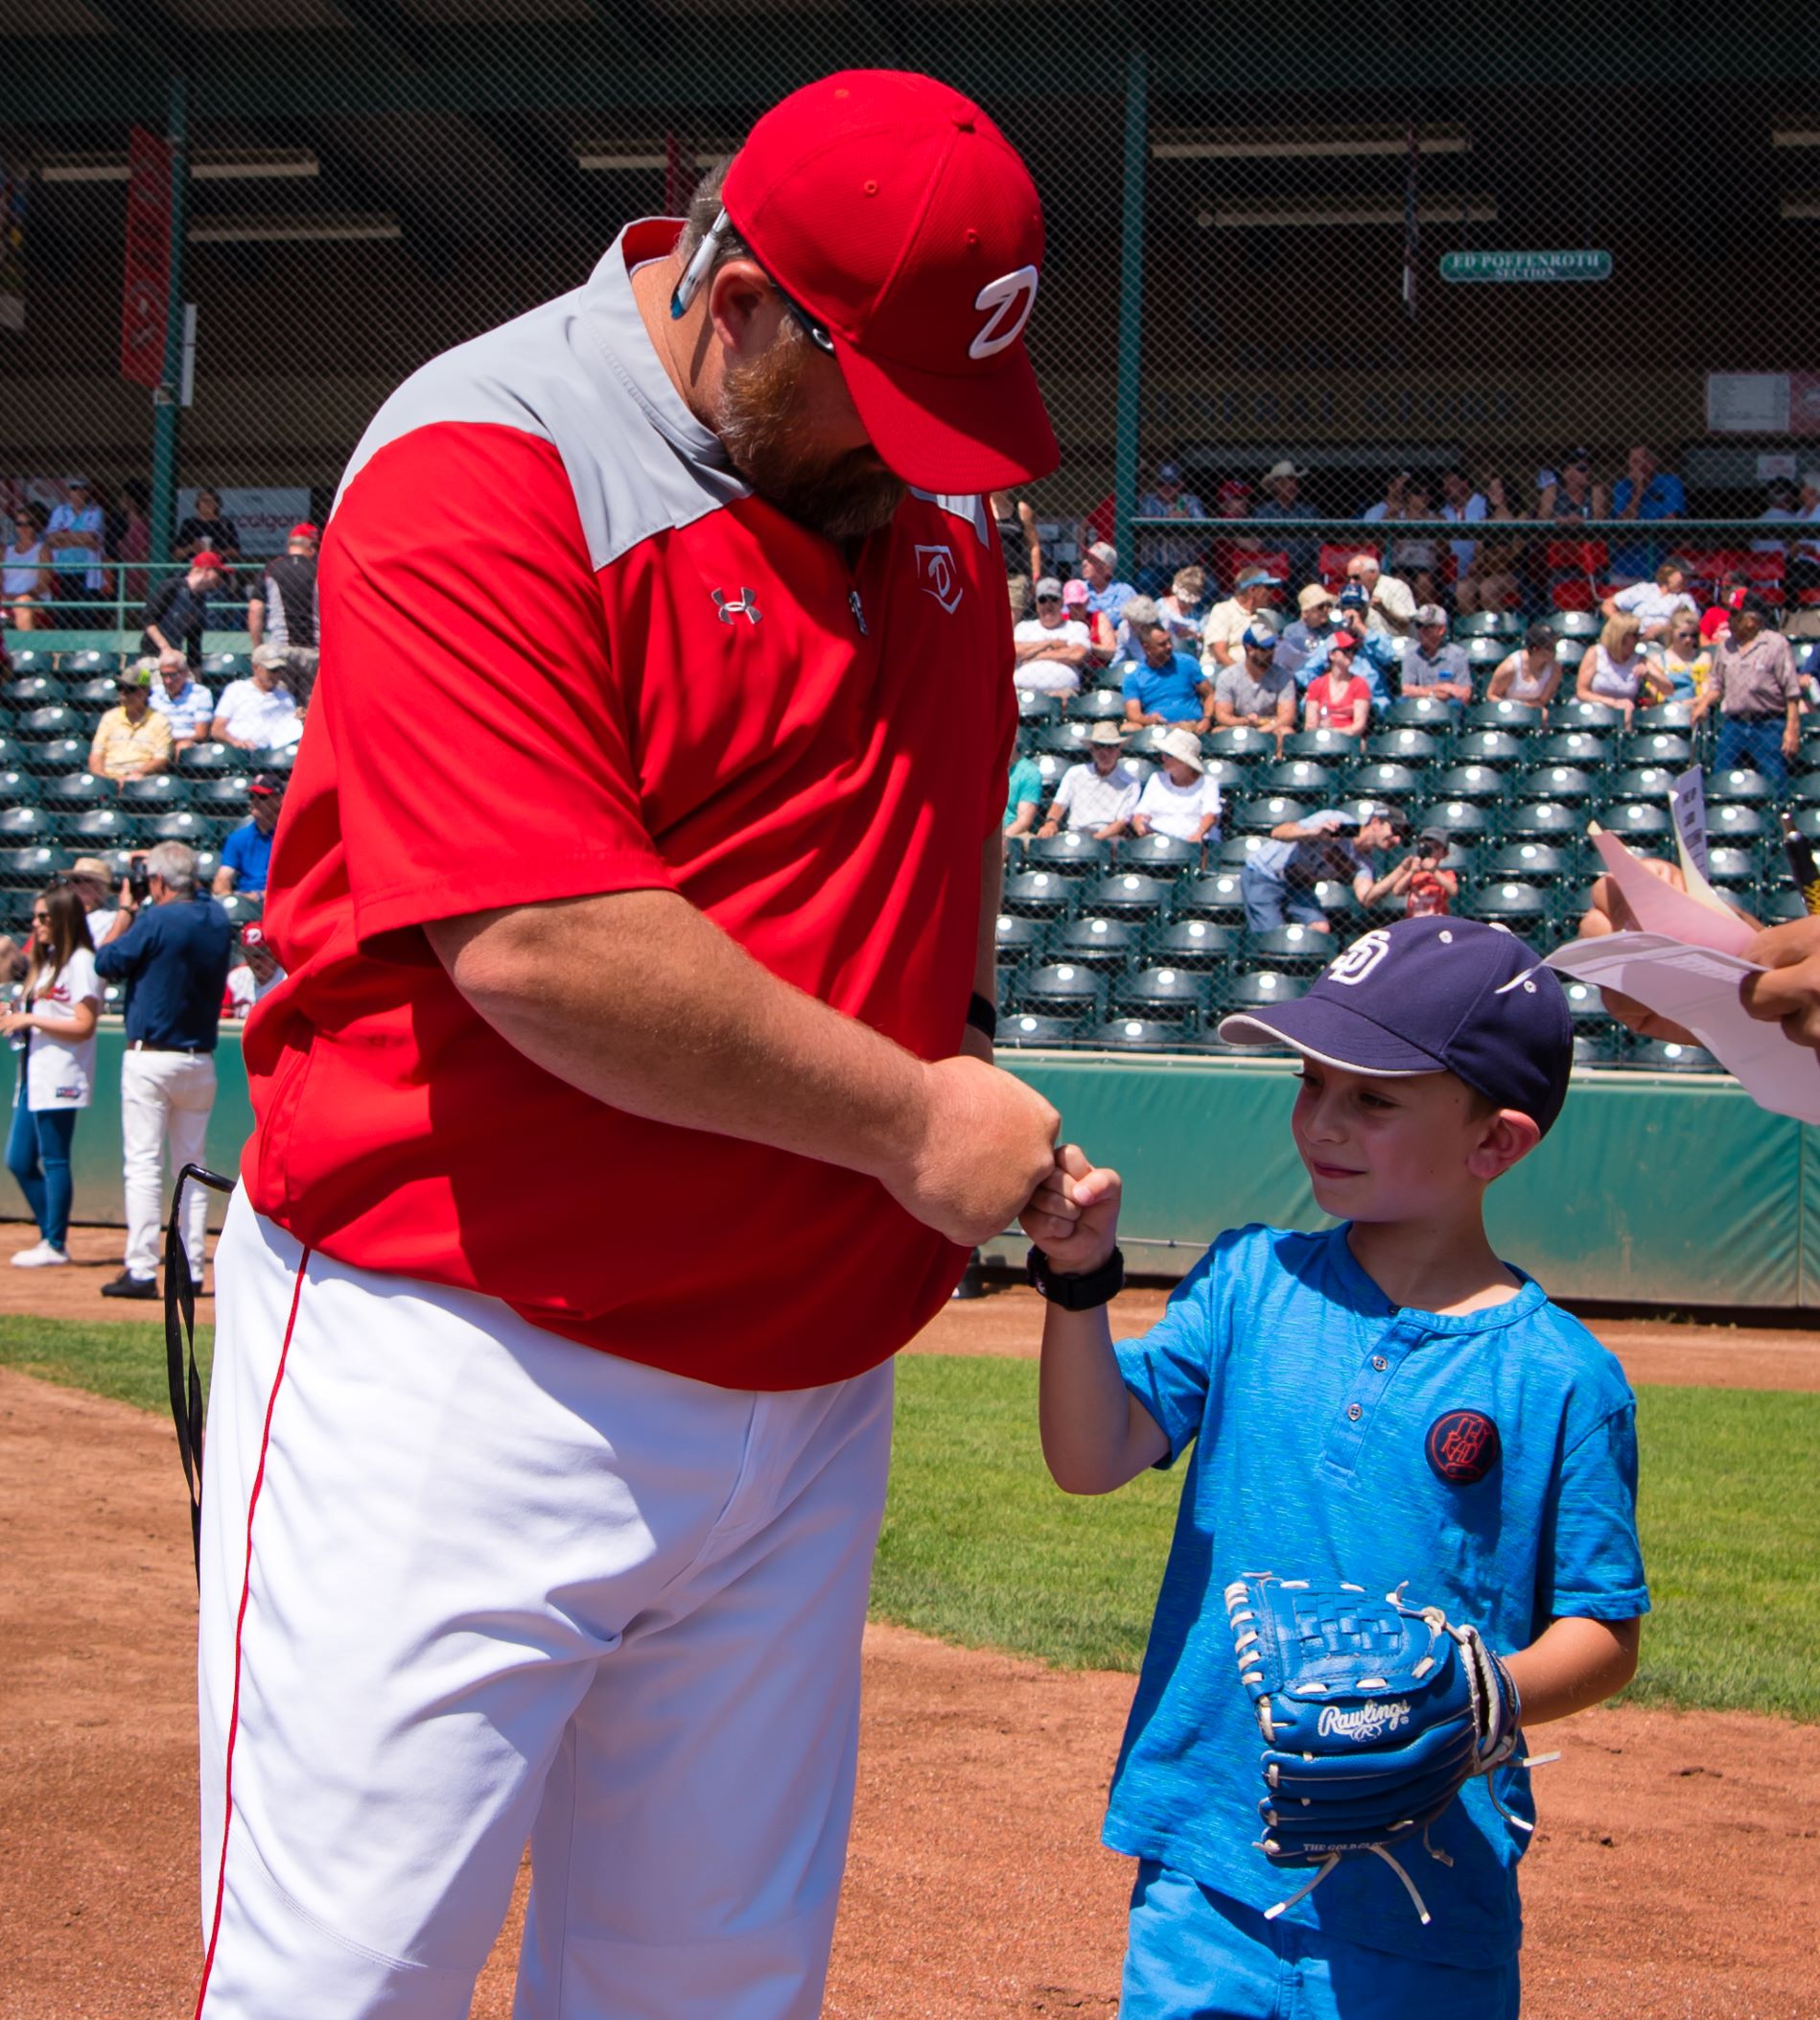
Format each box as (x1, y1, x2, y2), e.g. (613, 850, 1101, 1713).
(164, 1162, 237, 1585)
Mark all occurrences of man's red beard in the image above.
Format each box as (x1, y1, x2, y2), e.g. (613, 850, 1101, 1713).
(717, 328, 906, 541)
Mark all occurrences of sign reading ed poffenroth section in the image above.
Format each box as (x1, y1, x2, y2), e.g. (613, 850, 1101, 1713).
(1439, 250, 1612, 284)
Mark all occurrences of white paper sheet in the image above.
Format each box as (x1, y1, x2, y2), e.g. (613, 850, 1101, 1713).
(1547, 932, 1820, 1125)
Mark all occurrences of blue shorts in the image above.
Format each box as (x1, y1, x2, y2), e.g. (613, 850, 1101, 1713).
(1121, 1861, 1521, 2019)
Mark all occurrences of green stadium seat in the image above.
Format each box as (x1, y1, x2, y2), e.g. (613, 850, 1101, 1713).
(1603, 802, 1672, 843)
(1623, 731, 1696, 767)
(1053, 915, 1142, 971)
(1000, 869, 1077, 919)
(63, 808, 131, 847)
(1554, 641, 1588, 670)
(1464, 700, 1543, 733)
(1244, 924, 1331, 974)
(1424, 798, 1491, 841)
(0, 807, 46, 841)
(1549, 611, 1600, 639)
(205, 651, 251, 681)
(1200, 758, 1249, 794)
(993, 915, 1048, 967)
(1552, 699, 1621, 734)
(1536, 731, 1607, 768)
(1092, 1018, 1190, 1053)
(1282, 727, 1360, 764)
(0, 845, 62, 888)
(1082, 872, 1172, 923)
(998, 1012, 1084, 1048)
(218, 890, 263, 928)
(119, 774, 192, 809)
(1633, 703, 1696, 734)
(1558, 980, 1605, 1028)
(1205, 726, 1276, 763)
(193, 776, 255, 812)
(1153, 918, 1242, 968)
(1756, 888, 1810, 923)
(58, 648, 124, 678)
(2, 676, 58, 709)
(1706, 767, 1773, 805)
(1785, 809, 1820, 842)
(1067, 689, 1128, 721)
(1515, 765, 1597, 805)
(145, 810, 209, 846)
(1124, 725, 1180, 759)
(1172, 874, 1246, 925)
(1501, 801, 1582, 841)
(1608, 765, 1676, 802)
(1453, 729, 1524, 768)
(1464, 638, 1506, 672)
(1232, 794, 1307, 835)
(1226, 968, 1311, 1010)
(1573, 1031, 1623, 1067)
(15, 705, 79, 741)
(1466, 881, 1552, 935)
(1384, 696, 1458, 731)
(1121, 832, 1199, 876)
(1263, 760, 1338, 799)
(1034, 722, 1094, 760)
(1494, 848, 1575, 888)
(1024, 832, 1111, 877)
(1349, 762, 1420, 804)
(1016, 690, 1062, 723)
(1013, 962, 1105, 1018)
(71, 676, 120, 709)
(0, 771, 33, 810)
(2, 648, 56, 678)
(1790, 773, 1820, 809)
(1218, 835, 1272, 869)
(41, 772, 108, 810)
(26, 738, 89, 776)
(1430, 764, 1507, 806)
(1703, 845, 1762, 889)
(1365, 727, 1443, 765)
(1114, 966, 1213, 1024)
(1453, 612, 1522, 639)
(1709, 804, 1767, 843)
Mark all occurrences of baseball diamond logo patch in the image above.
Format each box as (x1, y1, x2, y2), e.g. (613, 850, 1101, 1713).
(1426, 1409, 1502, 1485)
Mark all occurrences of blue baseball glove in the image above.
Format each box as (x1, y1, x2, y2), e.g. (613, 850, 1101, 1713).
(1223, 1573, 1526, 1925)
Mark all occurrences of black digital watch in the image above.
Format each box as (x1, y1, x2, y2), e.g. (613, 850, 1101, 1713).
(1025, 1244, 1126, 1311)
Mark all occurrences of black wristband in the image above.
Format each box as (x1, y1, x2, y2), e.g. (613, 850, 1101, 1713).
(966, 991, 998, 1041)
(1026, 1243, 1125, 1310)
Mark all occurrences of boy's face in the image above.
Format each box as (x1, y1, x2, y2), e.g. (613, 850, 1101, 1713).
(1292, 1059, 1528, 1221)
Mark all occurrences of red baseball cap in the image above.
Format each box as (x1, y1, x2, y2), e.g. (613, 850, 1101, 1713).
(190, 550, 224, 571)
(721, 70, 1058, 491)
(288, 521, 318, 541)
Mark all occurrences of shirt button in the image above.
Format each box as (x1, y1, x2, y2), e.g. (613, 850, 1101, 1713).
(1372, 1355, 1388, 1372)
(1346, 1402, 1363, 1421)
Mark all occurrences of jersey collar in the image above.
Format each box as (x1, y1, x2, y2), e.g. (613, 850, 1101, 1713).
(1324, 1222, 1548, 1336)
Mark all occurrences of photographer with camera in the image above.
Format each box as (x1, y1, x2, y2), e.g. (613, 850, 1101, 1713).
(1404, 824, 1459, 918)
(92, 840, 233, 1300)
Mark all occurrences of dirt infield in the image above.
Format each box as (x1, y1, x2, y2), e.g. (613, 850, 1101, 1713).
(5, 1361, 1818, 2019)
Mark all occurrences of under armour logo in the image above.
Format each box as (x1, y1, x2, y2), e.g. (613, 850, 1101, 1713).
(1327, 928, 1392, 986)
(713, 588, 761, 625)
(915, 543, 963, 615)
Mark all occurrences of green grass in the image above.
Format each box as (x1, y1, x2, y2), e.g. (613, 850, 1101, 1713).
(0, 1311, 208, 1414)
(876, 1354, 1820, 1721)
(5, 1320, 1815, 1719)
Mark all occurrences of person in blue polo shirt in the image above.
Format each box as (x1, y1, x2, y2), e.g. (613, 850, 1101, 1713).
(212, 772, 283, 897)
(1122, 618, 1212, 732)
(1018, 917, 1646, 2019)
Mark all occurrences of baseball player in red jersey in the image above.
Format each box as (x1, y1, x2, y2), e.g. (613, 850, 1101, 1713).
(196, 71, 1062, 2019)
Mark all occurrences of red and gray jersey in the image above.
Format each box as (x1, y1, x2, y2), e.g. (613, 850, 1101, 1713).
(243, 218, 1015, 1391)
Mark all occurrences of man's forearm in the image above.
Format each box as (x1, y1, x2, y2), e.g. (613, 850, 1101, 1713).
(430, 888, 933, 1184)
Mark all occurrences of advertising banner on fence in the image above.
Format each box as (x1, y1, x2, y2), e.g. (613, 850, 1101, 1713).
(178, 486, 313, 558)
(121, 127, 171, 388)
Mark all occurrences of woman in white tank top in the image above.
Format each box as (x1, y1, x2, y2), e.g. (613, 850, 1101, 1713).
(1488, 622, 1565, 712)
(1576, 613, 1667, 726)
(3, 507, 51, 628)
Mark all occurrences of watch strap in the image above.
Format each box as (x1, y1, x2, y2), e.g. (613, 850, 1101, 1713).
(1026, 1243, 1125, 1311)
(966, 991, 998, 1041)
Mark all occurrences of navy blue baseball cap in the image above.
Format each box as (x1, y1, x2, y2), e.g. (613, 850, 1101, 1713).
(1338, 585, 1368, 609)
(1219, 917, 1575, 1134)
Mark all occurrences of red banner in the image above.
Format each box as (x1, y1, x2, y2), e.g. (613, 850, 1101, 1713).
(121, 126, 171, 388)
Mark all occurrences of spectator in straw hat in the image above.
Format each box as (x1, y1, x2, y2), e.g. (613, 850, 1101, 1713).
(1278, 581, 1338, 684)
(1132, 726, 1222, 844)
(67, 855, 129, 949)
(1259, 458, 1318, 583)
(1038, 720, 1141, 839)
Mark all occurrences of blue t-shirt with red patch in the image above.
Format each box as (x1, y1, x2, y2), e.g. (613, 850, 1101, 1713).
(1107, 1221, 1648, 1969)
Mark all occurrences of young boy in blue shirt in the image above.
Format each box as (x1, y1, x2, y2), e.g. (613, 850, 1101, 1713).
(1020, 917, 1647, 2018)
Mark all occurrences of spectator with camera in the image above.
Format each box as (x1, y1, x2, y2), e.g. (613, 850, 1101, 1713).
(88, 661, 174, 784)
(1, 882, 102, 1270)
(142, 552, 226, 672)
(1403, 826, 1459, 918)
(92, 841, 234, 1299)
(1401, 603, 1474, 706)
(1132, 727, 1222, 844)
(1238, 804, 1413, 933)
(213, 774, 285, 897)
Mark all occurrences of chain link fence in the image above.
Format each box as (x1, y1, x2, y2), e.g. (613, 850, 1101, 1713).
(1, 3, 1818, 1056)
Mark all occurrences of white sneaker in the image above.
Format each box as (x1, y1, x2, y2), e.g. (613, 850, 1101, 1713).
(12, 1240, 71, 1268)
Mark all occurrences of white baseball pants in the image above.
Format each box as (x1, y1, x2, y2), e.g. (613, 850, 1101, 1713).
(197, 1191, 894, 2019)
(121, 1047, 216, 1279)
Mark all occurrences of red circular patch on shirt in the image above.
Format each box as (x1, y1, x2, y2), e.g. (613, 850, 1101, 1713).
(1426, 1409, 1502, 1485)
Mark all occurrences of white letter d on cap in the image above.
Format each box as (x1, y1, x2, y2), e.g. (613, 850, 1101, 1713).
(969, 266, 1039, 360)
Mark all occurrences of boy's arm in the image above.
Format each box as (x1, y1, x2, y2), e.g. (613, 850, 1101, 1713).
(1021, 1145, 1169, 1494)
(1504, 1614, 1640, 1726)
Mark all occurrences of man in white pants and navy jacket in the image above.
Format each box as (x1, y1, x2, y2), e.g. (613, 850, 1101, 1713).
(93, 839, 233, 1297)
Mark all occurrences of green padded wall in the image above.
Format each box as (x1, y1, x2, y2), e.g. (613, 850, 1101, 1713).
(21, 1035, 1818, 1310)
